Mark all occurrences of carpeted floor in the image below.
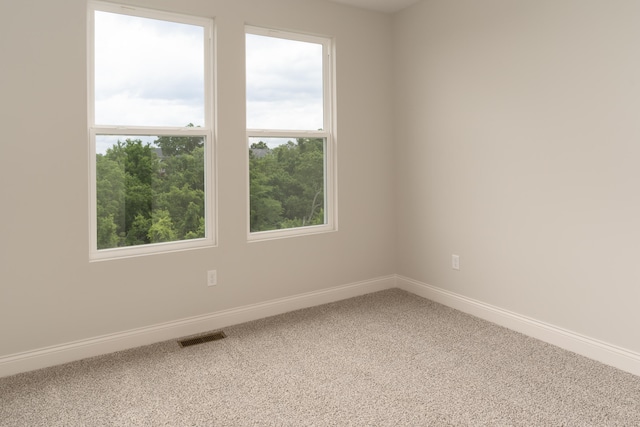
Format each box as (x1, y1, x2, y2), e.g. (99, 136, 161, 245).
(1, 289, 639, 426)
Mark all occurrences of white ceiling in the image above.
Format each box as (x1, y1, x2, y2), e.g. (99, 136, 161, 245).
(327, 0, 421, 13)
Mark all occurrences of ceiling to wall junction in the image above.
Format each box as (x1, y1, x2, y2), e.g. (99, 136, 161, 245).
(326, 0, 421, 13)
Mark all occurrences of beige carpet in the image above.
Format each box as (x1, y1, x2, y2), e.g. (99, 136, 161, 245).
(1, 289, 639, 426)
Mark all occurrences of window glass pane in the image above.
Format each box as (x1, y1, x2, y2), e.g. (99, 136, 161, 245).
(249, 136, 325, 232)
(94, 11, 205, 127)
(246, 34, 323, 131)
(96, 134, 205, 249)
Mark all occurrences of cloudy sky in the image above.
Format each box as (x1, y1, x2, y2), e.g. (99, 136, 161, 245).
(246, 33, 323, 131)
(94, 10, 324, 153)
(94, 11, 205, 128)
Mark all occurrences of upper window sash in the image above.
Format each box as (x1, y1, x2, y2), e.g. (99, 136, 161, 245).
(245, 25, 332, 134)
(88, 0, 214, 131)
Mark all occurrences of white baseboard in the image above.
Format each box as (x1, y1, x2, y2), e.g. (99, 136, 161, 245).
(0, 275, 396, 378)
(5, 274, 639, 379)
(397, 275, 640, 377)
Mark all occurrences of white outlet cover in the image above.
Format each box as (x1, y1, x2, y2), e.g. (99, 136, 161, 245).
(207, 270, 217, 286)
(452, 255, 460, 270)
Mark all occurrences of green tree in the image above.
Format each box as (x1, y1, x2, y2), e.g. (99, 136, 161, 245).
(126, 214, 151, 246)
(249, 153, 283, 231)
(295, 139, 324, 225)
(123, 139, 157, 186)
(97, 214, 120, 249)
(184, 217, 206, 240)
(124, 174, 153, 233)
(154, 124, 203, 156)
(95, 153, 126, 238)
(250, 141, 268, 150)
(155, 184, 204, 239)
(148, 210, 178, 243)
(156, 146, 205, 192)
(182, 202, 205, 239)
(95, 128, 206, 250)
(248, 137, 324, 232)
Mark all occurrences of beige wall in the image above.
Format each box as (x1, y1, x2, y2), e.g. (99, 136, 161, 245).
(3, 0, 640, 368)
(0, 0, 396, 356)
(394, 0, 640, 353)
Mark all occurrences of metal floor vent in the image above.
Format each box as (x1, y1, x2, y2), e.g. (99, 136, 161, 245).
(178, 331, 227, 348)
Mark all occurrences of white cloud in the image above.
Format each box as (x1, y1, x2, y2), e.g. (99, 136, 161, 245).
(247, 100, 323, 130)
(93, 12, 325, 133)
(94, 11, 204, 127)
(96, 93, 202, 128)
(246, 33, 324, 130)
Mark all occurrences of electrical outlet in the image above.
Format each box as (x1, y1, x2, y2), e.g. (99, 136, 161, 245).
(207, 270, 217, 286)
(451, 254, 460, 270)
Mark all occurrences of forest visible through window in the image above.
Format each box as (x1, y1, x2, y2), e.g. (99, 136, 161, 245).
(249, 137, 325, 232)
(96, 133, 324, 247)
(96, 131, 205, 250)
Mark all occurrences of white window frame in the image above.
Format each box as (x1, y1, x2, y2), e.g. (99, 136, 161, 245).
(88, 1, 216, 261)
(246, 26, 337, 242)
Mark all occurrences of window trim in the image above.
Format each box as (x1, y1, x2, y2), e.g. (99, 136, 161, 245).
(88, 1, 216, 261)
(245, 26, 337, 242)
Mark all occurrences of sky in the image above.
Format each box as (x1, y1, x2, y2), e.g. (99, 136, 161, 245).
(94, 10, 324, 153)
(94, 11, 205, 128)
(246, 33, 323, 131)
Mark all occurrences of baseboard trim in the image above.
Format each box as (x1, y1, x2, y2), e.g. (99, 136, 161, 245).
(0, 275, 396, 378)
(397, 275, 640, 377)
(6, 275, 639, 379)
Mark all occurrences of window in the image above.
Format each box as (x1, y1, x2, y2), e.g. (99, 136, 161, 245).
(88, 1, 214, 260)
(246, 26, 336, 240)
